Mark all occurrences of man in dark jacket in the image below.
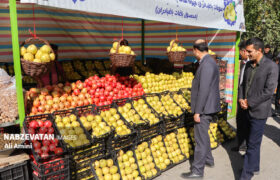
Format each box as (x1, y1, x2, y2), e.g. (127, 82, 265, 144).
(181, 39, 221, 179)
(232, 40, 250, 152)
(273, 53, 280, 116)
(264, 44, 273, 59)
(238, 38, 278, 180)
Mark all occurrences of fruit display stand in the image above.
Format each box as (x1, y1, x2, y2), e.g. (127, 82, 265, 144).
(163, 131, 187, 166)
(75, 105, 115, 143)
(115, 144, 143, 180)
(114, 98, 149, 128)
(70, 143, 106, 180)
(159, 91, 186, 133)
(217, 117, 236, 142)
(96, 104, 137, 151)
(23, 114, 66, 162)
(176, 127, 194, 159)
(134, 141, 161, 180)
(52, 109, 92, 152)
(0, 154, 29, 180)
(150, 135, 174, 172)
(90, 153, 122, 180)
(130, 96, 165, 142)
(31, 155, 70, 180)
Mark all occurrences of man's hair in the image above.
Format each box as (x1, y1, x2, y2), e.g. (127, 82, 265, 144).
(246, 37, 264, 52)
(193, 42, 208, 52)
(120, 39, 129, 46)
(50, 43, 59, 51)
(238, 40, 246, 50)
(265, 44, 270, 49)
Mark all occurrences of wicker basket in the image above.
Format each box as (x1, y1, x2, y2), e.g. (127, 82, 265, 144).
(167, 39, 187, 63)
(109, 39, 136, 67)
(20, 37, 54, 77)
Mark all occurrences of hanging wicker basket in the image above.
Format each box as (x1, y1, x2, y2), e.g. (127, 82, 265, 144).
(109, 39, 136, 67)
(167, 39, 187, 63)
(20, 37, 54, 77)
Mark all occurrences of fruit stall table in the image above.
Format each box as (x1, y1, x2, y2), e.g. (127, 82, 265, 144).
(1, 0, 245, 179)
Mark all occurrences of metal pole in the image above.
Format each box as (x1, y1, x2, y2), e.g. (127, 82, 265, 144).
(141, 19, 145, 65)
(9, 0, 25, 127)
(231, 32, 240, 117)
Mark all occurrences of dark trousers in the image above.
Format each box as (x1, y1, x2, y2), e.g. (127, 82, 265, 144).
(240, 111, 267, 180)
(191, 114, 214, 175)
(275, 85, 280, 113)
(236, 105, 250, 148)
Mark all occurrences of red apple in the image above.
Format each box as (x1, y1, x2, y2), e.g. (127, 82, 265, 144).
(66, 96, 73, 102)
(73, 89, 80, 96)
(40, 88, 49, 96)
(59, 102, 65, 110)
(51, 91, 60, 98)
(77, 101, 84, 107)
(71, 83, 76, 90)
(72, 96, 78, 102)
(83, 99, 89, 106)
(63, 86, 71, 93)
(49, 144, 56, 152)
(64, 101, 71, 108)
(60, 96, 66, 103)
(44, 120, 52, 128)
(88, 98, 93, 104)
(78, 94, 85, 101)
(81, 88, 87, 94)
(53, 104, 59, 111)
(47, 99, 53, 106)
(33, 100, 40, 108)
(71, 101, 77, 108)
(58, 83, 64, 88)
(38, 106, 45, 113)
(53, 97, 60, 104)
(39, 95, 46, 101)
(28, 127, 36, 134)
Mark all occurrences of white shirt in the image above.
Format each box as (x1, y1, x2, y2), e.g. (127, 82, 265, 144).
(239, 58, 250, 85)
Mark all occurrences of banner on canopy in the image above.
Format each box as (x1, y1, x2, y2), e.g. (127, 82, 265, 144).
(20, 0, 246, 32)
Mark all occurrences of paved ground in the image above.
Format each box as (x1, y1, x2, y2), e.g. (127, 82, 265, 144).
(155, 107, 280, 180)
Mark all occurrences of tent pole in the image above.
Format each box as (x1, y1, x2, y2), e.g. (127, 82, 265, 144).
(141, 19, 145, 65)
(231, 31, 240, 117)
(9, 0, 25, 127)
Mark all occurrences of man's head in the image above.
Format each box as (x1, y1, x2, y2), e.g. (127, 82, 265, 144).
(50, 43, 59, 55)
(245, 37, 264, 62)
(239, 40, 248, 60)
(193, 39, 208, 60)
(264, 44, 270, 53)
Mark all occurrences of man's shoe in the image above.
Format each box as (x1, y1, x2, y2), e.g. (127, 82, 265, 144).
(205, 162, 215, 168)
(254, 171, 259, 175)
(272, 113, 279, 117)
(239, 146, 247, 152)
(181, 172, 203, 179)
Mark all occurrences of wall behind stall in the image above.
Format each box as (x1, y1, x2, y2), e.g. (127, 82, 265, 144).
(0, 1, 142, 62)
(0, 1, 236, 113)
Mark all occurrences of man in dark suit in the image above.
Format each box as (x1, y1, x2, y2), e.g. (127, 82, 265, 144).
(264, 44, 273, 59)
(238, 38, 278, 180)
(273, 53, 280, 116)
(231, 40, 250, 152)
(181, 39, 221, 179)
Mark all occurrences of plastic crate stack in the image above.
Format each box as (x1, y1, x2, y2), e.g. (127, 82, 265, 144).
(52, 108, 106, 180)
(96, 103, 137, 152)
(0, 161, 29, 180)
(23, 114, 70, 180)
